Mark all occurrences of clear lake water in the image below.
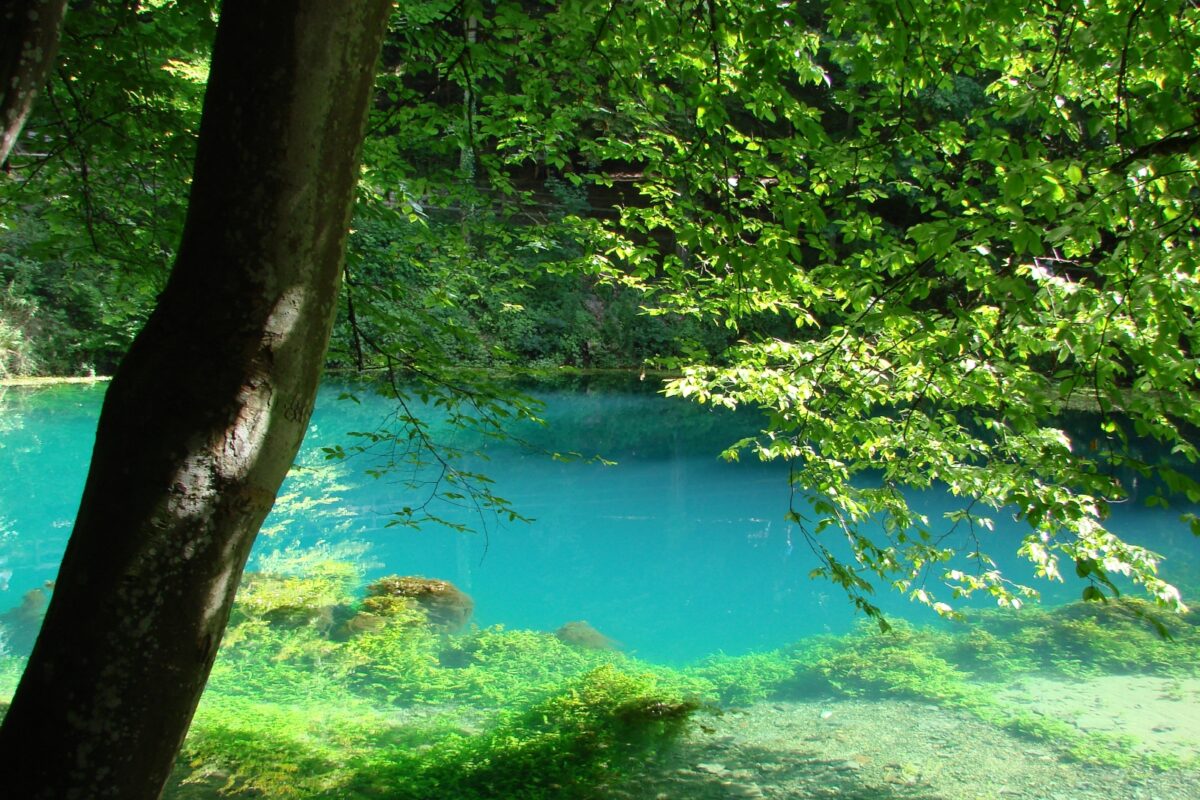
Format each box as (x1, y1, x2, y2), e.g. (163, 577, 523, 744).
(2, 377, 1197, 663)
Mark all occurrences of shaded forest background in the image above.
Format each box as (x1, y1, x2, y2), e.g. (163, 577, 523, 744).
(0, 1, 745, 379)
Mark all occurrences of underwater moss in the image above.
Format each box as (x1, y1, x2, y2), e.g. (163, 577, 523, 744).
(359, 666, 700, 800)
(167, 553, 1200, 797)
(786, 621, 978, 704)
(169, 550, 712, 799)
(174, 696, 468, 799)
(685, 650, 796, 706)
(179, 659, 700, 799)
(231, 551, 360, 633)
(965, 598, 1200, 678)
(771, 607, 1200, 770)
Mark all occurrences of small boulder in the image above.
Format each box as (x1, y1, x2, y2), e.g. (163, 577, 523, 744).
(365, 575, 474, 632)
(0, 585, 51, 655)
(555, 620, 620, 650)
(327, 604, 387, 641)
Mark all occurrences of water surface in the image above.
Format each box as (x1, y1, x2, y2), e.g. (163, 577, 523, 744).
(1, 378, 1197, 662)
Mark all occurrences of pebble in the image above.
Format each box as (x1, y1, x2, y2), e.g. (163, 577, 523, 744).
(695, 762, 731, 777)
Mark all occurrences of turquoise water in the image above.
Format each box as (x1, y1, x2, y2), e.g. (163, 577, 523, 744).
(1, 378, 1198, 663)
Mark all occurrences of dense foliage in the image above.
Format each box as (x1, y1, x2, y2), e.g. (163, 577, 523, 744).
(1, 0, 213, 376)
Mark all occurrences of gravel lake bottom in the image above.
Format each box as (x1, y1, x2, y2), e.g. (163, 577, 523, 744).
(617, 692, 1200, 800)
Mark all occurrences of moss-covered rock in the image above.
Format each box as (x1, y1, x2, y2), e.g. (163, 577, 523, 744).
(555, 619, 620, 650)
(365, 575, 474, 631)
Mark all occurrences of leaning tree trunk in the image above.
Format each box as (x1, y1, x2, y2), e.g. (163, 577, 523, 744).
(0, 2, 390, 797)
(0, 0, 69, 168)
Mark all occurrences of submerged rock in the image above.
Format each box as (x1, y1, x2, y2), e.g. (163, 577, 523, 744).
(364, 575, 474, 631)
(555, 619, 621, 650)
(0, 584, 52, 655)
(326, 602, 387, 641)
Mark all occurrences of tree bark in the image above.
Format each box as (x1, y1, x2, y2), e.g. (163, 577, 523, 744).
(0, 2, 390, 797)
(0, 0, 68, 168)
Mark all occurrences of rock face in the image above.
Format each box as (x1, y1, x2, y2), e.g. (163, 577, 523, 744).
(555, 620, 621, 650)
(365, 576, 474, 632)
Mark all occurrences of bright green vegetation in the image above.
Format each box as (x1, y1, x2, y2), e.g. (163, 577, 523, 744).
(185, 565, 1200, 792)
(178, 664, 697, 800)
(731, 601, 1200, 769)
(3, 548, 1197, 795)
(166, 549, 706, 799)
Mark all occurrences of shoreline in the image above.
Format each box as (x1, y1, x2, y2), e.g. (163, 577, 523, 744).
(0, 375, 111, 387)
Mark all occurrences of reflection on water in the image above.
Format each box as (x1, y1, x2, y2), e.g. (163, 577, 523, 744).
(2, 379, 1199, 798)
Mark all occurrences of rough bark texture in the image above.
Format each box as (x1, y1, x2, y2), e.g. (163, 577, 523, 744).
(0, 0, 68, 167)
(0, 2, 390, 797)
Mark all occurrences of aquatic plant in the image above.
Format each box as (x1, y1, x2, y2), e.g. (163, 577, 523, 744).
(256, 459, 361, 541)
(685, 650, 797, 706)
(774, 610, 1200, 770)
(338, 609, 455, 706)
(966, 598, 1200, 678)
(178, 658, 700, 799)
(171, 550, 1200, 798)
(349, 666, 700, 800)
(176, 696, 457, 799)
(176, 550, 708, 798)
(233, 573, 347, 631)
(344, 621, 643, 708)
(231, 541, 369, 629)
(984, 706, 1175, 769)
(787, 621, 977, 705)
(207, 623, 353, 707)
(775, 600, 1200, 702)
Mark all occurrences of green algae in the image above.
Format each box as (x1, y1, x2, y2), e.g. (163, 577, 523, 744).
(6, 554, 1199, 797)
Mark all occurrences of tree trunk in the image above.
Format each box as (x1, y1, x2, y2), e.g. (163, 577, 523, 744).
(0, 0, 69, 168)
(0, 2, 390, 797)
